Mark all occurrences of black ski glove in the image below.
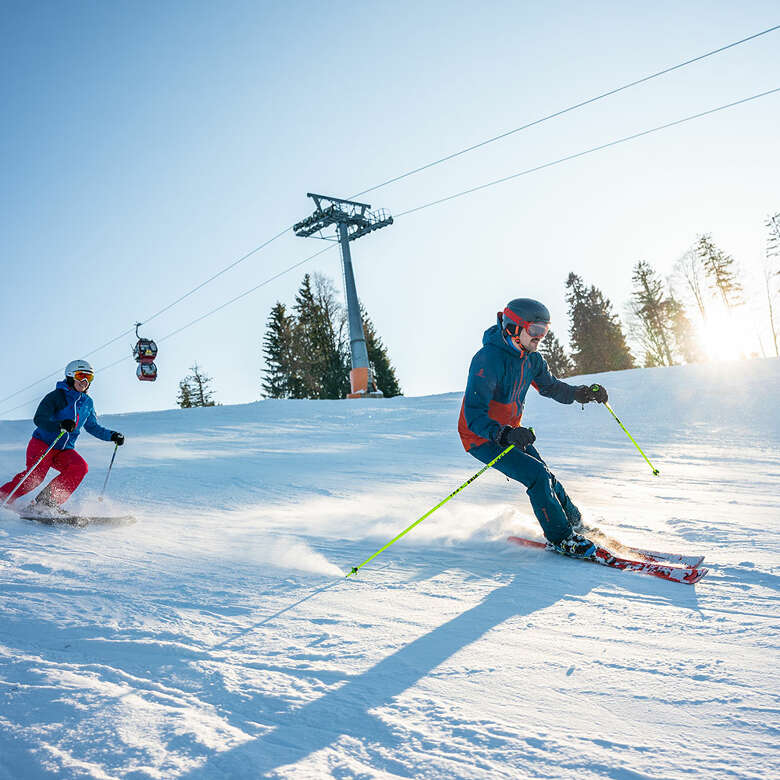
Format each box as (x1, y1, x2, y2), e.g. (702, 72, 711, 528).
(574, 384, 608, 404)
(60, 419, 76, 433)
(111, 432, 125, 446)
(497, 425, 536, 451)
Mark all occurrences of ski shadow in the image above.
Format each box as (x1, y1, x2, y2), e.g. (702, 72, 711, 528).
(178, 556, 701, 779)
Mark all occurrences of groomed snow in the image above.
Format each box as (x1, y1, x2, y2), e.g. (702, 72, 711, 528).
(1, 360, 778, 779)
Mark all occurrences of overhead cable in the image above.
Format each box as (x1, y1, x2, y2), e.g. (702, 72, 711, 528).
(395, 87, 780, 218)
(351, 24, 780, 199)
(0, 244, 337, 417)
(0, 226, 293, 408)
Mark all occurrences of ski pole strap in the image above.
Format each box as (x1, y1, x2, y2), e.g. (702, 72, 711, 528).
(1, 430, 66, 507)
(603, 402, 659, 476)
(346, 443, 516, 578)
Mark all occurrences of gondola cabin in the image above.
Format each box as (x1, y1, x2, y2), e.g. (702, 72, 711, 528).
(133, 338, 158, 365)
(137, 363, 158, 381)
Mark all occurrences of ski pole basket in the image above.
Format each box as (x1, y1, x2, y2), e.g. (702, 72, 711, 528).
(133, 323, 158, 381)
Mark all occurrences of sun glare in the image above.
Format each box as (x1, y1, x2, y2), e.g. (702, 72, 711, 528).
(696, 306, 749, 361)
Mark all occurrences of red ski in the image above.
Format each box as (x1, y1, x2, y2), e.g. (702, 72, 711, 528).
(507, 536, 708, 585)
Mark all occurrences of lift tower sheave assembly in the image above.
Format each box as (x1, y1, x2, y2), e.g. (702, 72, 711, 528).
(293, 193, 393, 398)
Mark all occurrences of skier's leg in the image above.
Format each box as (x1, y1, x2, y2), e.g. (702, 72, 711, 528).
(468, 442, 570, 544)
(0, 439, 53, 503)
(38, 449, 88, 506)
(524, 445, 582, 526)
(552, 476, 581, 526)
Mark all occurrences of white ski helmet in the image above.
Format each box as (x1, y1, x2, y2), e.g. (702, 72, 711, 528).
(65, 359, 94, 379)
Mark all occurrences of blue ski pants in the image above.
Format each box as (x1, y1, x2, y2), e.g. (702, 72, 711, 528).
(468, 441, 580, 545)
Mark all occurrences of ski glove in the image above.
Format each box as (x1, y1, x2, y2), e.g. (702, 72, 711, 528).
(497, 425, 536, 451)
(111, 432, 125, 446)
(574, 384, 608, 404)
(60, 419, 76, 433)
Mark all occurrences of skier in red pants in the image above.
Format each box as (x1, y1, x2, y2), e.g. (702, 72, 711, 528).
(0, 360, 124, 515)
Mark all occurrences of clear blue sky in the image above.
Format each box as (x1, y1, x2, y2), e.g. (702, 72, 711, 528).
(1, 0, 778, 420)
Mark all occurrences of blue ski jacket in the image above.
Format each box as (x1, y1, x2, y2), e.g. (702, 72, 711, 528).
(32, 381, 114, 450)
(458, 316, 578, 451)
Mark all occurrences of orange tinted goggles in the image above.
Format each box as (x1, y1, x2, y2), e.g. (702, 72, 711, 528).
(73, 371, 94, 383)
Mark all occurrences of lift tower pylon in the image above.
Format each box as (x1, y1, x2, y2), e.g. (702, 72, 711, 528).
(293, 193, 393, 398)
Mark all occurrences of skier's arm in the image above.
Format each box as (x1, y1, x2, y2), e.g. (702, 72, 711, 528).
(33, 391, 66, 433)
(83, 408, 114, 442)
(532, 356, 577, 404)
(462, 351, 503, 442)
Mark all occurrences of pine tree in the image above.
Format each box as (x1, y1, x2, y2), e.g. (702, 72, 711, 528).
(178, 363, 216, 407)
(261, 302, 296, 398)
(696, 234, 743, 310)
(628, 261, 675, 367)
(292, 274, 321, 398)
(362, 306, 402, 396)
(566, 272, 634, 374)
(539, 328, 573, 377)
(177, 379, 193, 408)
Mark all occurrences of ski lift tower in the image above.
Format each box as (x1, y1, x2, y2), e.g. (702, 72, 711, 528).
(293, 193, 393, 398)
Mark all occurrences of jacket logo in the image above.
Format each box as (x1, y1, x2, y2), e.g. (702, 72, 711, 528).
(477, 368, 485, 377)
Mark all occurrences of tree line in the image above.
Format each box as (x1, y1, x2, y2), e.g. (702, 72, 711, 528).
(541, 217, 780, 376)
(177, 214, 779, 406)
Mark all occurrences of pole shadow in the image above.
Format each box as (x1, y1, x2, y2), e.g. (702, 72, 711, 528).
(179, 569, 596, 778)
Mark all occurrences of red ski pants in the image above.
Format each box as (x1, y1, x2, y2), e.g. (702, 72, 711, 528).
(0, 438, 88, 506)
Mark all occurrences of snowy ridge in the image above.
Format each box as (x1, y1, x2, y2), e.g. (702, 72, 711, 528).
(0, 360, 778, 778)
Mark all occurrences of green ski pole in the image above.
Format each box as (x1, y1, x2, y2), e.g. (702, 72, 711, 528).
(589, 384, 659, 476)
(346, 443, 517, 578)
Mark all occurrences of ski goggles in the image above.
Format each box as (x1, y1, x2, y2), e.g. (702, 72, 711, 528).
(502, 309, 550, 339)
(73, 370, 94, 383)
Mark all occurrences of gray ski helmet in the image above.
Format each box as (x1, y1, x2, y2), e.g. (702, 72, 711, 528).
(65, 359, 94, 379)
(502, 298, 551, 336)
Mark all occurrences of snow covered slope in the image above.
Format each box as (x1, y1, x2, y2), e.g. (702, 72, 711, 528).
(1, 359, 778, 779)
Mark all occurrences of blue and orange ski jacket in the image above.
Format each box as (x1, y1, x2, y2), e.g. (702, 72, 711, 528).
(458, 316, 577, 451)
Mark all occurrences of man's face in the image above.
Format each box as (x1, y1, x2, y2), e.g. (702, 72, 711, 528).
(516, 326, 544, 352)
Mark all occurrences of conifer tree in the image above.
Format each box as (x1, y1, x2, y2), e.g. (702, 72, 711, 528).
(261, 302, 297, 398)
(178, 363, 216, 407)
(292, 274, 321, 398)
(177, 379, 193, 408)
(361, 306, 402, 396)
(628, 261, 675, 367)
(696, 234, 743, 310)
(539, 328, 573, 377)
(566, 272, 634, 374)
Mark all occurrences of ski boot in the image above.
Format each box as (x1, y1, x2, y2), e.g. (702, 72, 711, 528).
(27, 488, 70, 519)
(548, 531, 597, 559)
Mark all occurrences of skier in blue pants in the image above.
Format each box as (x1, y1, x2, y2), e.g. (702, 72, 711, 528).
(458, 298, 608, 556)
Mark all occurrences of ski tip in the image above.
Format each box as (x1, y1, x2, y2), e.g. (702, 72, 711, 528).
(687, 567, 709, 584)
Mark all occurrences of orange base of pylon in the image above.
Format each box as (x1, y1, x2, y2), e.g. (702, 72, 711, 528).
(347, 366, 383, 399)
